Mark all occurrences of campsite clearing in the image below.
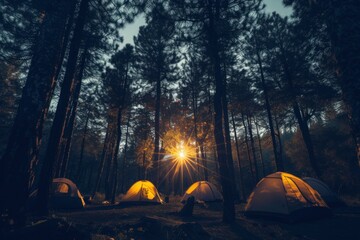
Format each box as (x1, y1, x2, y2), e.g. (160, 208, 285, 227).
(53, 196, 360, 240)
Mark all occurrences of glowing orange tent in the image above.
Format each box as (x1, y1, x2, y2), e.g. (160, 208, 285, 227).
(120, 180, 163, 205)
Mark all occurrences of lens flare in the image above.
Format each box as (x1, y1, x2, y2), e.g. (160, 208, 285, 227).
(177, 149, 186, 160)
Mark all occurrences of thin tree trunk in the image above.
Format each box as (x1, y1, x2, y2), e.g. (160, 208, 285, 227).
(256, 47, 283, 171)
(274, 113, 283, 169)
(76, 111, 90, 179)
(200, 144, 208, 181)
(247, 114, 259, 182)
(192, 90, 201, 176)
(121, 113, 131, 192)
(231, 111, 245, 201)
(293, 103, 320, 176)
(105, 134, 115, 200)
(222, 86, 238, 199)
(255, 118, 265, 177)
(36, 0, 90, 216)
(58, 43, 89, 178)
(153, 77, 161, 185)
(241, 112, 255, 183)
(0, 1, 74, 226)
(111, 109, 123, 203)
(92, 122, 111, 198)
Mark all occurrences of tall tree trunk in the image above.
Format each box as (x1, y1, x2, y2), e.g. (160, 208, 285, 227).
(0, 1, 74, 226)
(153, 77, 161, 185)
(200, 144, 208, 181)
(255, 118, 265, 177)
(231, 111, 245, 201)
(293, 103, 320, 176)
(255, 47, 283, 171)
(241, 112, 255, 183)
(111, 109, 123, 203)
(274, 113, 283, 169)
(192, 90, 201, 176)
(57, 43, 89, 178)
(246, 114, 259, 182)
(104, 135, 115, 200)
(121, 113, 131, 193)
(206, 0, 235, 223)
(76, 111, 90, 180)
(222, 66, 238, 200)
(92, 122, 111, 198)
(36, 0, 90, 216)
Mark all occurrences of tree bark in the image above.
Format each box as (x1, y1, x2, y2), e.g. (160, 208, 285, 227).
(206, 0, 235, 223)
(0, 1, 74, 226)
(57, 43, 89, 178)
(36, 0, 90, 216)
(110, 109, 123, 203)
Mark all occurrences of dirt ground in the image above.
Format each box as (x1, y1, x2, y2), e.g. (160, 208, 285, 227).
(53, 196, 360, 240)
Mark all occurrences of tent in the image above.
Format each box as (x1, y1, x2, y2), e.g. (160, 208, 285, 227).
(50, 178, 85, 209)
(119, 180, 163, 205)
(245, 172, 331, 221)
(181, 181, 223, 203)
(303, 177, 345, 207)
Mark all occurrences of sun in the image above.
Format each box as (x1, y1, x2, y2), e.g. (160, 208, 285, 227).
(177, 149, 186, 160)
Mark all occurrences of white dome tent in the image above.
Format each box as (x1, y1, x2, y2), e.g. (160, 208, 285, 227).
(51, 178, 85, 209)
(245, 172, 331, 221)
(181, 181, 223, 203)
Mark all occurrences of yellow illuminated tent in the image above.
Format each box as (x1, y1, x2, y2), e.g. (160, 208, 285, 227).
(51, 178, 85, 209)
(119, 180, 163, 205)
(181, 181, 223, 203)
(245, 172, 331, 221)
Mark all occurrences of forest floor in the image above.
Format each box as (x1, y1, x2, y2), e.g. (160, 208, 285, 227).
(49, 196, 360, 240)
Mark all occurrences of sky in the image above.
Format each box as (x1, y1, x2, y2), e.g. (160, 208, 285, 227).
(120, 0, 292, 47)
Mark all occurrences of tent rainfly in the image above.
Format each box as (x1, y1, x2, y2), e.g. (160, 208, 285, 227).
(303, 177, 345, 207)
(245, 172, 331, 221)
(181, 181, 223, 203)
(51, 178, 85, 209)
(119, 180, 163, 205)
